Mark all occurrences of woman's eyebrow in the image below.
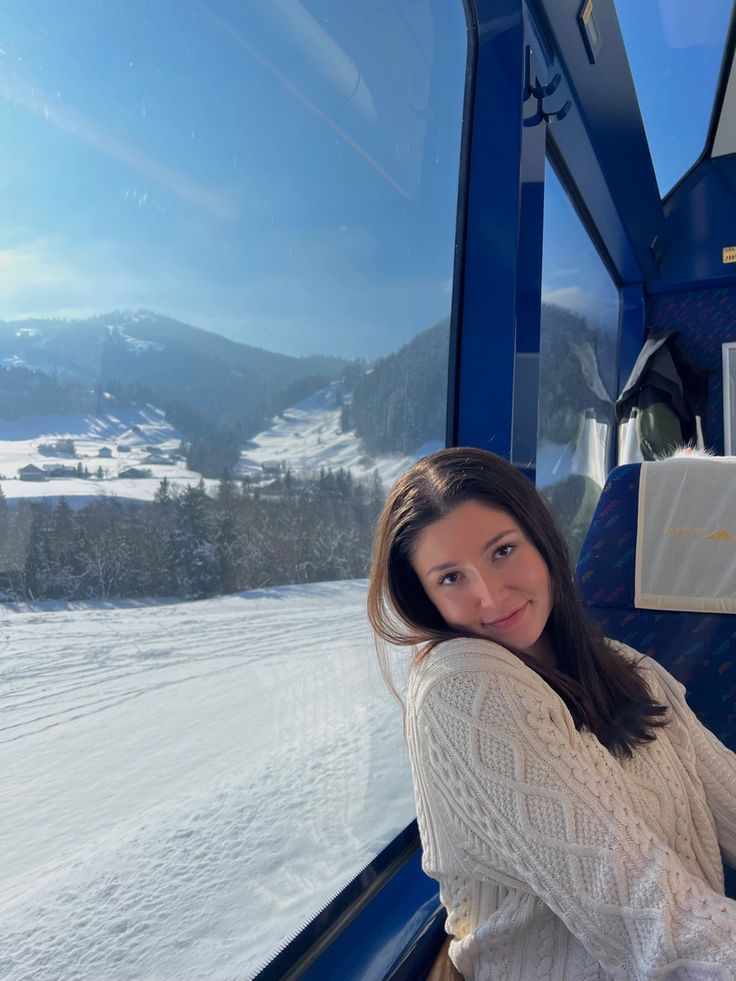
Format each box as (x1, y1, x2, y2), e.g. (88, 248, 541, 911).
(426, 559, 458, 575)
(481, 529, 516, 553)
(425, 529, 516, 575)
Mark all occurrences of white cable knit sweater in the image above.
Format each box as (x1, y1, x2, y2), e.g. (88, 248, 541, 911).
(406, 638, 736, 980)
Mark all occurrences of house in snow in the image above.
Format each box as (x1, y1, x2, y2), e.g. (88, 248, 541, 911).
(118, 467, 151, 479)
(261, 460, 284, 474)
(98, 447, 113, 458)
(38, 439, 76, 457)
(18, 465, 48, 481)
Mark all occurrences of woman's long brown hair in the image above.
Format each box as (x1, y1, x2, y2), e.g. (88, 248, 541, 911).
(367, 447, 667, 758)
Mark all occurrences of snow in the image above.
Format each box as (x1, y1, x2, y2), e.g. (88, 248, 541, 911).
(1, 354, 79, 377)
(0, 579, 415, 980)
(0, 385, 441, 509)
(1, 356, 29, 370)
(105, 323, 165, 355)
(0, 408, 217, 507)
(238, 385, 441, 490)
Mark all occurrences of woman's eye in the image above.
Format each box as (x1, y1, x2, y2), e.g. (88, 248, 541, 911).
(494, 543, 514, 560)
(438, 571, 461, 586)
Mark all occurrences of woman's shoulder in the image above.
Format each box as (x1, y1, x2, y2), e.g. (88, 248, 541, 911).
(408, 636, 554, 713)
(408, 637, 579, 749)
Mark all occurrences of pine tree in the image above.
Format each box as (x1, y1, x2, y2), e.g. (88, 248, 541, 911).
(175, 480, 218, 596)
(370, 469, 384, 515)
(155, 476, 173, 505)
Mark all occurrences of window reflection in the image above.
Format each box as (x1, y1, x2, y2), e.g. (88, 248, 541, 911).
(537, 160, 620, 564)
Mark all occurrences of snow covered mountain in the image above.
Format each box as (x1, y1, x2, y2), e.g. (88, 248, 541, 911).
(0, 311, 348, 477)
(0, 312, 448, 508)
(0, 311, 344, 418)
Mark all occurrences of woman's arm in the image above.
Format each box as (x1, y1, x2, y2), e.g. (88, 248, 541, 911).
(645, 657, 736, 867)
(413, 645, 736, 980)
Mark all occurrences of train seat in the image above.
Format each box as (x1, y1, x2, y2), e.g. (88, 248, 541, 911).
(576, 456, 736, 894)
(576, 456, 736, 746)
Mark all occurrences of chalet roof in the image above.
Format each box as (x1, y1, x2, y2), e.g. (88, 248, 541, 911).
(118, 467, 148, 478)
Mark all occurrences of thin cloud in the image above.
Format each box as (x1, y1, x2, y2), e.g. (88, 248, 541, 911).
(541, 285, 592, 311)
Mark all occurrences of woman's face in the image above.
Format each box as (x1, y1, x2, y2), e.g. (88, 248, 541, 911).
(410, 500, 554, 663)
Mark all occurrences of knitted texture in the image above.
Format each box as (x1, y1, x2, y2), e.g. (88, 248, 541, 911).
(406, 638, 736, 980)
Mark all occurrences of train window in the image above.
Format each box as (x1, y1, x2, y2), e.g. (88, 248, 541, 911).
(537, 159, 620, 563)
(614, 0, 732, 194)
(0, 2, 466, 978)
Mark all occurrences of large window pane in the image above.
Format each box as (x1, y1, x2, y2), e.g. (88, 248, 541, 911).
(538, 160, 620, 564)
(614, 0, 732, 194)
(0, 2, 466, 977)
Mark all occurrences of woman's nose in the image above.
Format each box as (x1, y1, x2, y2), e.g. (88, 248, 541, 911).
(474, 572, 504, 611)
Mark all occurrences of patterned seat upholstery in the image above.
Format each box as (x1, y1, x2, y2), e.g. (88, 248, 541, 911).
(576, 462, 736, 895)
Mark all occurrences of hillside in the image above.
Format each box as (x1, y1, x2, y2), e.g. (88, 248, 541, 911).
(0, 312, 348, 475)
(0, 311, 344, 404)
(538, 302, 615, 443)
(0, 311, 453, 493)
(345, 318, 450, 455)
(238, 382, 441, 489)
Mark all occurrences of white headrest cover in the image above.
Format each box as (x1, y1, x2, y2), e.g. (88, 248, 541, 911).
(636, 456, 736, 613)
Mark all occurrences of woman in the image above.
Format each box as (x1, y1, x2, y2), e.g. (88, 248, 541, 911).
(368, 447, 736, 980)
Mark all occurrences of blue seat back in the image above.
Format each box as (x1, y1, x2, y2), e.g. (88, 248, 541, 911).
(577, 462, 736, 896)
(576, 462, 736, 749)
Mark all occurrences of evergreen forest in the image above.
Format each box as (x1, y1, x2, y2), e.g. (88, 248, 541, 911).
(0, 470, 384, 602)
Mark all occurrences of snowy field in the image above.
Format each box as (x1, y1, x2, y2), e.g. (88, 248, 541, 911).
(238, 386, 441, 489)
(0, 407, 216, 508)
(0, 388, 440, 510)
(0, 580, 416, 980)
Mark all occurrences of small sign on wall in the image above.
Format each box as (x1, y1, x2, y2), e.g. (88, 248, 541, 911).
(578, 0, 602, 64)
(723, 246, 736, 264)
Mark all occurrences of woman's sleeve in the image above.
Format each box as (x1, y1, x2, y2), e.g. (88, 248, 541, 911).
(415, 654, 736, 979)
(646, 658, 736, 868)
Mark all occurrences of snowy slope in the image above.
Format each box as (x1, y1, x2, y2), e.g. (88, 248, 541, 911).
(0, 580, 415, 980)
(0, 384, 441, 509)
(239, 384, 441, 489)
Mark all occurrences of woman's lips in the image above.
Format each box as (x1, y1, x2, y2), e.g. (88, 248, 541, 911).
(484, 603, 528, 629)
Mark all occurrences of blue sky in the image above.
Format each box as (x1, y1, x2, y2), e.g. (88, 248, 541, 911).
(542, 161, 619, 336)
(614, 0, 732, 195)
(0, 0, 466, 358)
(1, 1, 730, 361)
